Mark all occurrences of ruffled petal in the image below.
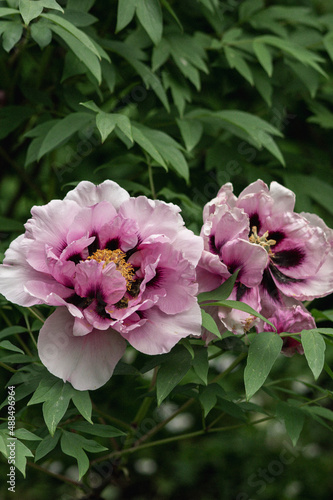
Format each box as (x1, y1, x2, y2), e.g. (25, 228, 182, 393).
(64, 180, 130, 209)
(218, 285, 260, 335)
(196, 250, 230, 293)
(38, 308, 126, 390)
(121, 303, 202, 354)
(119, 196, 184, 242)
(269, 181, 295, 213)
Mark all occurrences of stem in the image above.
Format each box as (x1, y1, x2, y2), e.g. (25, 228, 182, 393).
(134, 398, 195, 448)
(93, 417, 273, 463)
(92, 408, 132, 431)
(0, 361, 17, 373)
(27, 462, 89, 492)
(148, 161, 156, 199)
(210, 352, 247, 384)
(27, 307, 45, 323)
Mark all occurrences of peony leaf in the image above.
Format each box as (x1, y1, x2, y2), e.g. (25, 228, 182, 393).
(301, 329, 326, 380)
(244, 331, 282, 400)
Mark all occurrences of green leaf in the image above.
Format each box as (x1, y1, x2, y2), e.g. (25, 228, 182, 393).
(176, 118, 203, 152)
(244, 332, 283, 400)
(198, 271, 239, 303)
(30, 19, 52, 48)
(116, 0, 136, 33)
(19, 0, 43, 25)
(199, 383, 226, 417)
(323, 33, 333, 63)
(35, 430, 61, 462)
(156, 346, 192, 405)
(2, 21, 23, 52)
(49, 23, 101, 82)
(131, 124, 167, 169)
(15, 429, 42, 441)
(41, 12, 100, 58)
(71, 390, 92, 424)
(0, 340, 24, 354)
(276, 402, 305, 446)
(201, 309, 221, 340)
(60, 431, 107, 479)
(69, 422, 126, 437)
(257, 35, 326, 77)
(301, 329, 326, 380)
(14, 440, 34, 477)
(96, 112, 133, 143)
(132, 123, 188, 181)
(40, 0, 64, 12)
(253, 40, 273, 77)
(304, 405, 333, 422)
(0, 326, 27, 341)
(192, 346, 209, 385)
(216, 397, 247, 421)
(42, 383, 73, 436)
(0, 8, 19, 18)
(136, 0, 162, 45)
(37, 112, 93, 159)
(224, 46, 254, 86)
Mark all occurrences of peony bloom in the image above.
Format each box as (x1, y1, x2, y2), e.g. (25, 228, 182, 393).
(0, 181, 203, 390)
(256, 298, 316, 357)
(199, 179, 333, 335)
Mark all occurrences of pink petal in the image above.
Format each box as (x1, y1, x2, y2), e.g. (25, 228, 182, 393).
(25, 200, 81, 273)
(120, 303, 202, 354)
(38, 308, 126, 390)
(203, 182, 237, 221)
(196, 250, 230, 293)
(64, 180, 130, 209)
(66, 202, 117, 245)
(221, 239, 268, 287)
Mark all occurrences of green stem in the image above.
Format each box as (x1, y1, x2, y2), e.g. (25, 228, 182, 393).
(93, 417, 273, 463)
(210, 352, 247, 384)
(0, 361, 17, 373)
(27, 462, 89, 492)
(148, 161, 156, 199)
(92, 408, 132, 431)
(27, 307, 45, 323)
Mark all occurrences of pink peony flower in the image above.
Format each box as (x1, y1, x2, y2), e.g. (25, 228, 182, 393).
(199, 179, 333, 335)
(0, 181, 203, 390)
(256, 297, 316, 357)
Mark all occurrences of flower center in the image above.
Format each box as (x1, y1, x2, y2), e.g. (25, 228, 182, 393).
(87, 248, 135, 290)
(249, 226, 276, 253)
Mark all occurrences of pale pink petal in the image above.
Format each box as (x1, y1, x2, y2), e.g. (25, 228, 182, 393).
(25, 200, 81, 273)
(121, 304, 202, 354)
(0, 235, 56, 306)
(203, 182, 237, 221)
(218, 285, 260, 335)
(269, 181, 295, 213)
(238, 179, 269, 198)
(64, 180, 130, 209)
(119, 197, 184, 242)
(98, 215, 138, 252)
(38, 308, 126, 390)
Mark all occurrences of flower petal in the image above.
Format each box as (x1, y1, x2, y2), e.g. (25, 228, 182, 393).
(38, 308, 126, 390)
(121, 303, 202, 354)
(64, 180, 130, 209)
(0, 235, 56, 306)
(221, 239, 268, 287)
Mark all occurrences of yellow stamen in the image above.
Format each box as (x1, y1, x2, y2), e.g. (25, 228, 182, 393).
(87, 248, 135, 290)
(249, 226, 276, 254)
